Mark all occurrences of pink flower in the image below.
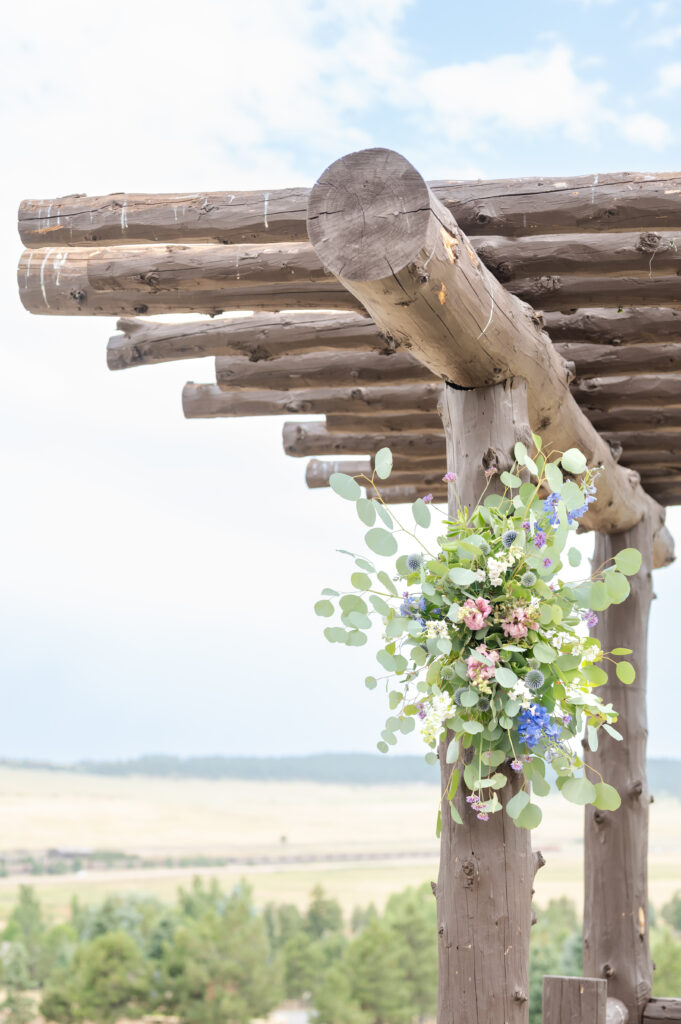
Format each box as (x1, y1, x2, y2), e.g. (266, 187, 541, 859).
(500, 602, 539, 640)
(442, 471, 457, 483)
(484, 467, 497, 478)
(461, 596, 492, 631)
(423, 493, 434, 504)
(466, 644, 500, 682)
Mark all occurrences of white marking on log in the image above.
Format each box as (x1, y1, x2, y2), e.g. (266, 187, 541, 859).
(263, 192, 269, 229)
(592, 174, 599, 204)
(53, 250, 68, 286)
(24, 251, 34, 287)
(553, 181, 568, 188)
(39, 248, 53, 308)
(120, 202, 128, 231)
(229, 194, 235, 204)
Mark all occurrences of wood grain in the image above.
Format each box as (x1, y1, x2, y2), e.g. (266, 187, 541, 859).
(643, 998, 681, 1021)
(182, 381, 442, 418)
(542, 976, 607, 1024)
(215, 350, 432, 391)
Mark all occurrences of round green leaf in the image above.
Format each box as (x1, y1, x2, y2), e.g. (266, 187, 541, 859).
(400, 717, 415, 734)
(375, 503, 393, 528)
(347, 629, 368, 646)
(340, 594, 367, 614)
(347, 611, 371, 630)
(611, 648, 632, 655)
(514, 441, 528, 465)
(567, 547, 581, 567)
(582, 664, 608, 687)
(545, 462, 563, 492)
(506, 790, 530, 820)
(605, 570, 630, 604)
(616, 661, 636, 685)
(495, 667, 518, 688)
(351, 571, 372, 591)
(377, 649, 397, 672)
(533, 641, 557, 664)
(449, 567, 477, 585)
(365, 528, 398, 557)
(593, 782, 621, 811)
(561, 448, 587, 475)
(356, 498, 376, 527)
(386, 616, 409, 638)
(462, 720, 484, 734)
(516, 802, 543, 829)
(377, 570, 398, 597)
(588, 581, 611, 611)
(459, 690, 479, 708)
(375, 447, 393, 480)
(377, 741, 389, 754)
(412, 498, 431, 528)
(370, 595, 391, 615)
(314, 600, 334, 617)
(561, 777, 597, 805)
(614, 547, 642, 576)
(330, 472, 361, 500)
(365, 675, 378, 690)
(500, 471, 522, 488)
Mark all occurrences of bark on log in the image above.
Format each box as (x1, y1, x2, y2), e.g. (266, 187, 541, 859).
(19, 171, 681, 247)
(584, 520, 655, 1022)
(643, 998, 681, 1021)
(588, 408, 681, 432)
(282, 422, 446, 458)
(476, 231, 681, 281)
(325, 412, 443, 434)
(18, 247, 359, 316)
(511, 275, 681, 312)
(215, 350, 431, 391)
(436, 380, 535, 1024)
(543, 308, 681, 345)
(376, 485, 448, 504)
(542, 976, 607, 1024)
(107, 312, 387, 370)
(557, 343, 681, 379)
(182, 381, 442, 418)
(306, 147, 662, 538)
(305, 459, 371, 488)
(575, 374, 681, 410)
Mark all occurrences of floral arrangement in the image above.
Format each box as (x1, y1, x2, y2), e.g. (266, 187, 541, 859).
(315, 439, 641, 831)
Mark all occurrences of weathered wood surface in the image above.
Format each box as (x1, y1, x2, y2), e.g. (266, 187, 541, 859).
(282, 422, 446, 458)
(20, 172, 681, 248)
(182, 381, 441, 418)
(18, 247, 359, 317)
(305, 459, 371, 488)
(215, 350, 430, 391)
(584, 521, 655, 1022)
(542, 976, 607, 1024)
(558, 343, 681, 379)
(512, 275, 681, 311)
(643, 998, 681, 1021)
(325, 412, 443, 434)
(437, 380, 536, 1024)
(589, 408, 681, 432)
(477, 231, 681, 281)
(575, 374, 681, 409)
(306, 147, 662, 539)
(107, 312, 388, 370)
(376, 484, 447, 504)
(543, 307, 681, 344)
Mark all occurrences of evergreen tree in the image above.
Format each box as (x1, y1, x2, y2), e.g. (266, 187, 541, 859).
(662, 891, 681, 933)
(651, 926, 681, 995)
(305, 887, 344, 940)
(344, 917, 412, 1024)
(0, 942, 36, 1024)
(383, 885, 437, 1021)
(312, 963, 370, 1024)
(2, 885, 45, 985)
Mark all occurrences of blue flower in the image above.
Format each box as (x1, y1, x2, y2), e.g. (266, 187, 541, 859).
(521, 571, 537, 587)
(517, 704, 562, 749)
(526, 669, 545, 691)
(501, 529, 518, 549)
(543, 492, 561, 528)
(406, 553, 424, 572)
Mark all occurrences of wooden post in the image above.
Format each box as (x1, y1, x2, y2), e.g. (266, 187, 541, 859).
(543, 976, 608, 1023)
(436, 379, 541, 1024)
(583, 519, 655, 1023)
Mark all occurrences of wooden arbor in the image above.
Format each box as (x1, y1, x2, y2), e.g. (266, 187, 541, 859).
(17, 149, 681, 1023)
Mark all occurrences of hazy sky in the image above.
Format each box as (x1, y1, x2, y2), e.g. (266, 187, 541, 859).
(3, 0, 681, 761)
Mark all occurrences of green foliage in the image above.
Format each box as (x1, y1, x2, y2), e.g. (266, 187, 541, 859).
(304, 885, 344, 940)
(662, 890, 681, 933)
(317, 442, 639, 829)
(40, 931, 151, 1024)
(0, 943, 36, 1024)
(3, 884, 46, 985)
(651, 926, 681, 995)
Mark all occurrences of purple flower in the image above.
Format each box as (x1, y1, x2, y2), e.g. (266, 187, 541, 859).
(543, 558, 552, 568)
(476, 812, 489, 821)
(484, 467, 497, 478)
(533, 530, 547, 549)
(417, 703, 427, 721)
(510, 759, 523, 772)
(465, 795, 476, 804)
(442, 471, 457, 482)
(522, 521, 531, 533)
(562, 715, 572, 726)
(582, 610, 599, 628)
(423, 493, 434, 504)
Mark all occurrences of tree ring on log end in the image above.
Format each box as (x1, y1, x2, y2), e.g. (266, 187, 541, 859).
(307, 148, 433, 281)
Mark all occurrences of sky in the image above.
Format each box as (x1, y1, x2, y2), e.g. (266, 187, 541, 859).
(2, 0, 681, 761)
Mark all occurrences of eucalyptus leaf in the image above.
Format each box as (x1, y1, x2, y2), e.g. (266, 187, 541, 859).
(545, 462, 563, 491)
(516, 802, 543, 829)
(375, 447, 393, 480)
(614, 547, 642, 576)
(365, 676, 377, 690)
(375, 504, 393, 529)
(347, 611, 371, 630)
(377, 570, 398, 596)
(351, 571, 372, 591)
(605, 570, 630, 604)
(412, 499, 431, 528)
(506, 790, 530, 820)
(356, 498, 376, 527)
(365, 528, 398, 557)
(514, 441, 528, 465)
(314, 600, 334, 617)
(561, 777, 597, 805)
(593, 782, 621, 811)
(616, 661, 636, 684)
(462, 720, 484, 735)
(446, 738, 459, 764)
(567, 547, 581, 567)
(370, 595, 391, 615)
(561, 448, 587, 475)
(330, 473, 361, 500)
(449, 567, 477, 585)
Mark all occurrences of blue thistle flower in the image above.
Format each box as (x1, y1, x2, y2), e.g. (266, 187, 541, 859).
(453, 688, 467, 707)
(521, 571, 537, 587)
(501, 529, 518, 549)
(526, 669, 545, 691)
(477, 696, 491, 711)
(406, 553, 424, 572)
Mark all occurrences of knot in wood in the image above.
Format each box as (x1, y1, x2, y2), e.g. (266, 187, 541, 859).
(69, 288, 86, 304)
(461, 859, 476, 887)
(603, 963, 615, 979)
(140, 271, 160, 288)
(607, 440, 623, 462)
(594, 809, 607, 825)
(133, 304, 149, 315)
(494, 260, 514, 283)
(534, 850, 546, 872)
(430, 881, 437, 898)
(512, 989, 528, 1004)
(630, 779, 644, 798)
(636, 231, 663, 253)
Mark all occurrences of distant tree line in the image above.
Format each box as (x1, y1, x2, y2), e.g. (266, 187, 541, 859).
(2, 755, 681, 795)
(1, 881, 680, 1024)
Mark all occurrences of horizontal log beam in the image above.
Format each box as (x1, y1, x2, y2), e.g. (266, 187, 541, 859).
(511, 275, 681, 312)
(107, 312, 386, 370)
(20, 172, 681, 248)
(305, 459, 371, 488)
(643, 997, 681, 1021)
(477, 231, 681, 282)
(543, 306, 681, 344)
(18, 247, 360, 317)
(182, 381, 441, 419)
(557, 342, 681, 378)
(589, 407, 681, 432)
(282, 422, 446, 458)
(307, 147, 664, 542)
(575, 374, 681, 409)
(215, 350, 432, 391)
(375, 485, 448, 504)
(325, 412, 443, 434)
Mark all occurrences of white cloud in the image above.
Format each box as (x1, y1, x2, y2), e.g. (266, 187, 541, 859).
(418, 44, 670, 149)
(644, 22, 681, 45)
(656, 60, 681, 92)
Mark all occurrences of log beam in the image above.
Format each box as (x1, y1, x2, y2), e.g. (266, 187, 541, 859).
(543, 307, 681, 345)
(643, 999, 681, 1021)
(306, 147, 665, 542)
(305, 459, 372, 488)
(108, 312, 390, 370)
(511, 275, 681, 312)
(584, 521, 655, 1022)
(19, 171, 681, 248)
(282, 422, 446, 458)
(215, 351, 431, 391)
(558, 343, 681, 379)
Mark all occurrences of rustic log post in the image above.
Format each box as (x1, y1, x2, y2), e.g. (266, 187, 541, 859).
(436, 379, 540, 1024)
(583, 519, 655, 1023)
(543, 976, 608, 1023)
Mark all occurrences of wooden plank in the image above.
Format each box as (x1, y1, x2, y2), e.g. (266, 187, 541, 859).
(107, 312, 385, 370)
(575, 375, 681, 410)
(542, 976, 607, 1023)
(511, 275, 681, 312)
(557, 343, 681, 379)
(282, 422, 446, 458)
(306, 146, 667, 545)
(182, 381, 441, 418)
(325, 412, 442, 434)
(376, 484, 448, 504)
(19, 171, 681, 248)
(18, 247, 359, 317)
(215, 350, 432, 391)
(305, 459, 371, 488)
(583, 522, 654, 1021)
(643, 998, 681, 1021)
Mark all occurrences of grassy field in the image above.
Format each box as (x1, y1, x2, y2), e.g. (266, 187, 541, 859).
(0, 766, 680, 921)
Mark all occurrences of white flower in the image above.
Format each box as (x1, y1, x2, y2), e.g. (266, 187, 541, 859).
(475, 568, 487, 582)
(420, 693, 455, 745)
(510, 680, 533, 708)
(426, 620, 449, 639)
